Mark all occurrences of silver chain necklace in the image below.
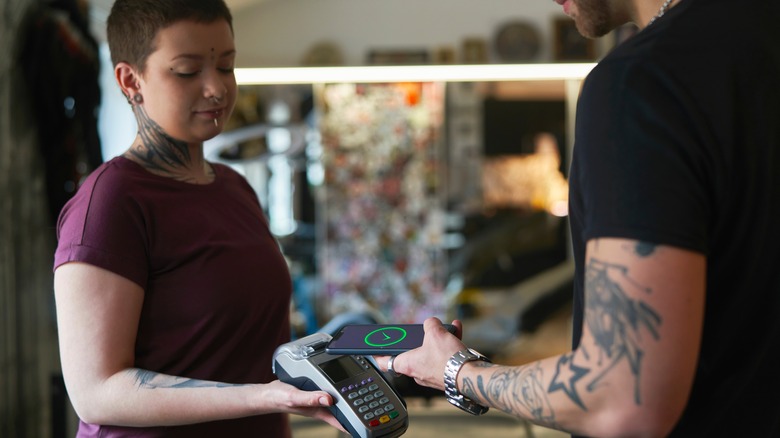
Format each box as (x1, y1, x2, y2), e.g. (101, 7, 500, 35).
(647, 0, 674, 26)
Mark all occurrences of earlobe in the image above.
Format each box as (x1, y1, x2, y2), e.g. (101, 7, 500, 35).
(115, 62, 141, 102)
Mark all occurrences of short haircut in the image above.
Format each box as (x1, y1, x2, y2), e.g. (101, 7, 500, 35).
(107, 0, 233, 72)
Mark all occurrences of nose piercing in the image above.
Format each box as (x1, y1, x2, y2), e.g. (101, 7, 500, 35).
(210, 95, 222, 104)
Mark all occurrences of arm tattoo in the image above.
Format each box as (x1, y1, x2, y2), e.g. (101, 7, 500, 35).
(463, 363, 559, 429)
(633, 241, 657, 257)
(575, 258, 662, 405)
(130, 369, 239, 389)
(459, 247, 663, 422)
(548, 353, 590, 411)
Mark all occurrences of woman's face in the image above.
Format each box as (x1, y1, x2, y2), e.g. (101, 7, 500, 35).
(136, 19, 237, 144)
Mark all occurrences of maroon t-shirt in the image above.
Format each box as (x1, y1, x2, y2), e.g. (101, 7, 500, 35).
(55, 156, 292, 437)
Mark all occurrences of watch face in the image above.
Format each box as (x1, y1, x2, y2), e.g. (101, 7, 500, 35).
(494, 20, 541, 62)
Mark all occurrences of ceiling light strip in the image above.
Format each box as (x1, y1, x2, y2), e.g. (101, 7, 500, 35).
(235, 63, 596, 85)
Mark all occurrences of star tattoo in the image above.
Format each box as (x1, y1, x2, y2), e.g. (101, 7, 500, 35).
(548, 353, 590, 410)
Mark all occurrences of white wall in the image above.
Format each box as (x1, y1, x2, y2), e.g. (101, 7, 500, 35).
(98, 44, 136, 160)
(232, 0, 572, 67)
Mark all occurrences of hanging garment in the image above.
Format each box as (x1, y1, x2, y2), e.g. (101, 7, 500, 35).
(19, 1, 103, 225)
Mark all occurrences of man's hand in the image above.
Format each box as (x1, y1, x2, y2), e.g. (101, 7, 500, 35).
(375, 317, 464, 391)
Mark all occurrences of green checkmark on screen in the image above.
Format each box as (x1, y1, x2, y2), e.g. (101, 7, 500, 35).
(364, 327, 408, 347)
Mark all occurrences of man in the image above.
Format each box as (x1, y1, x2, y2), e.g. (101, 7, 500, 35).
(381, 0, 780, 436)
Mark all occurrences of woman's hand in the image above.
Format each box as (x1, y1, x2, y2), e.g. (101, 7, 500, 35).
(258, 380, 346, 432)
(375, 317, 465, 391)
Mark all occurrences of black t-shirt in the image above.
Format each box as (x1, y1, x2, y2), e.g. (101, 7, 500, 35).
(568, 0, 780, 435)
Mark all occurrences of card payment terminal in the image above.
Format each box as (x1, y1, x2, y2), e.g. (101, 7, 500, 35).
(273, 333, 408, 438)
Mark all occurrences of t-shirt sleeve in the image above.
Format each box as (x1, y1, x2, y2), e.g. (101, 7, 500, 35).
(573, 59, 712, 254)
(54, 165, 149, 289)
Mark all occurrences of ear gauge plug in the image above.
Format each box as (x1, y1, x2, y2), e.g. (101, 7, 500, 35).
(133, 94, 143, 104)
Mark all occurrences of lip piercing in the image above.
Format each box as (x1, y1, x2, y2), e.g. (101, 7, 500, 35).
(213, 118, 218, 127)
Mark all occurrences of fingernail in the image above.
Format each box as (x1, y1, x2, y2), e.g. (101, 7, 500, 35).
(319, 396, 329, 405)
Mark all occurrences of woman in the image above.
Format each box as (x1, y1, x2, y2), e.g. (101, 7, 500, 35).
(53, 1, 341, 436)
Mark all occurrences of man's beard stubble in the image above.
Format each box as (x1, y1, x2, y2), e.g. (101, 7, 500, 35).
(572, 0, 619, 38)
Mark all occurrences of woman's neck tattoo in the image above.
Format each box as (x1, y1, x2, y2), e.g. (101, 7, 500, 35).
(127, 105, 192, 172)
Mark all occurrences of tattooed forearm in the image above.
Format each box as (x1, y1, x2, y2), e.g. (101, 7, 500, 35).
(129, 369, 239, 389)
(463, 363, 559, 429)
(548, 353, 590, 411)
(460, 360, 492, 401)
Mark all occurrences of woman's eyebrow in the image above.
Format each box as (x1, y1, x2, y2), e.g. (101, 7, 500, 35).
(171, 49, 236, 62)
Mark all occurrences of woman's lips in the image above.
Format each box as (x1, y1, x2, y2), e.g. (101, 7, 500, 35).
(197, 108, 224, 119)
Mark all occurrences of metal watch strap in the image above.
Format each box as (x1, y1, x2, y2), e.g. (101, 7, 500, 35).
(444, 348, 491, 415)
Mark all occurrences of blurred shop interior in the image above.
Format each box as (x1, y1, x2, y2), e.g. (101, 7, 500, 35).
(212, 80, 577, 349)
(0, 0, 639, 436)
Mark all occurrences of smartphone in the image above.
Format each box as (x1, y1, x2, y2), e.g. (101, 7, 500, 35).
(325, 323, 457, 356)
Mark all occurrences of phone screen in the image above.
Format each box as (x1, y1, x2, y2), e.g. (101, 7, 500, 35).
(326, 324, 453, 355)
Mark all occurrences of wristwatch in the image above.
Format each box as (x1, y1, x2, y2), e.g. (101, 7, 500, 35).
(444, 348, 492, 415)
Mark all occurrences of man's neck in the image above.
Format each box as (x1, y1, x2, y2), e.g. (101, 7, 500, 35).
(636, 0, 679, 28)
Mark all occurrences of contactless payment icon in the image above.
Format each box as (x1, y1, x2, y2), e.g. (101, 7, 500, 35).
(364, 327, 408, 347)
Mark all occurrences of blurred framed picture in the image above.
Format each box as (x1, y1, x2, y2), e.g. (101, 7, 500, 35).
(367, 49, 429, 65)
(461, 37, 488, 64)
(553, 17, 595, 61)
